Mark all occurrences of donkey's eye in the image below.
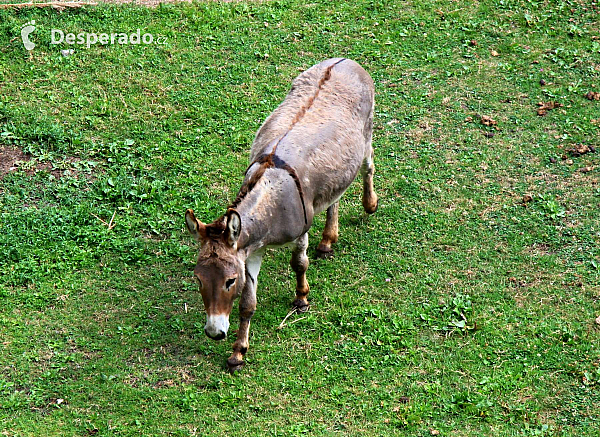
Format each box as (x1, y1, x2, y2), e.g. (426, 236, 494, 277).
(225, 278, 236, 290)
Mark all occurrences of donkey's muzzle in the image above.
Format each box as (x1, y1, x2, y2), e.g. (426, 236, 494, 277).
(204, 314, 230, 341)
(205, 329, 226, 341)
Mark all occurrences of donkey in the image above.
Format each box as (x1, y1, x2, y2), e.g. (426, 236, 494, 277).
(185, 58, 378, 372)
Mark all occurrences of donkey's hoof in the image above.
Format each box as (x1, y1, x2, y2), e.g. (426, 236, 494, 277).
(316, 244, 334, 259)
(292, 299, 310, 313)
(227, 357, 245, 374)
(364, 198, 378, 215)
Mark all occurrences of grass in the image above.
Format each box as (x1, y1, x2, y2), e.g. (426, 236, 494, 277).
(0, 0, 599, 435)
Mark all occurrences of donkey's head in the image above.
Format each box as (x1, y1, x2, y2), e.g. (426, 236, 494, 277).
(185, 208, 244, 340)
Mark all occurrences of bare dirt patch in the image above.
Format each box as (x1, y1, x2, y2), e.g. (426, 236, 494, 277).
(98, 0, 191, 6)
(0, 146, 81, 180)
(0, 146, 32, 179)
(101, 0, 270, 5)
(0, 0, 258, 8)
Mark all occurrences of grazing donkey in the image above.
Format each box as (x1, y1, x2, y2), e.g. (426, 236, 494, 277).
(185, 58, 378, 372)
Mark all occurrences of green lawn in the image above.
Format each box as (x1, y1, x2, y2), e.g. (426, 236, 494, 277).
(0, 0, 599, 435)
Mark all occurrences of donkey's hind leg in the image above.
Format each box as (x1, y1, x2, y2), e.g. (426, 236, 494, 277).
(361, 148, 378, 214)
(316, 202, 339, 258)
(291, 232, 310, 312)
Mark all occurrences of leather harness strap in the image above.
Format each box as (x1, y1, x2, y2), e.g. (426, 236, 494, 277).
(230, 58, 347, 226)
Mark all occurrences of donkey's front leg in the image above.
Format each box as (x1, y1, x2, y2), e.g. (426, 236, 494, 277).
(227, 297, 254, 373)
(227, 253, 262, 373)
(291, 232, 310, 312)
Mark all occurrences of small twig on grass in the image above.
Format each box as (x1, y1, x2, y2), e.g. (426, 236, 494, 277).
(91, 213, 107, 226)
(107, 210, 116, 230)
(91, 211, 116, 230)
(286, 316, 307, 326)
(0, 2, 97, 9)
(277, 308, 298, 330)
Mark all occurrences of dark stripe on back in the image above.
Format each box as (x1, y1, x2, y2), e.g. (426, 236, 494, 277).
(230, 59, 347, 223)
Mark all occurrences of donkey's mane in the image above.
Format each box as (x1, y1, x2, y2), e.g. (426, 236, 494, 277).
(205, 217, 227, 239)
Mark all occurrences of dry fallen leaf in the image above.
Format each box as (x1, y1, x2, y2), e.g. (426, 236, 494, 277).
(567, 144, 595, 157)
(595, 315, 600, 325)
(480, 115, 497, 126)
(490, 49, 499, 57)
(585, 91, 600, 101)
(537, 101, 563, 116)
(523, 194, 533, 204)
(578, 166, 592, 173)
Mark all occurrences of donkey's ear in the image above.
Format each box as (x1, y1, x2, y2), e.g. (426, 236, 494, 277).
(185, 209, 206, 242)
(226, 209, 241, 246)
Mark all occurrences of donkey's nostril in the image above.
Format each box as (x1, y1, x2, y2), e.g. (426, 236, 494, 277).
(205, 329, 226, 341)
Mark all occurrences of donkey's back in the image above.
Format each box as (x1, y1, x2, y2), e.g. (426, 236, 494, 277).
(248, 58, 375, 219)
